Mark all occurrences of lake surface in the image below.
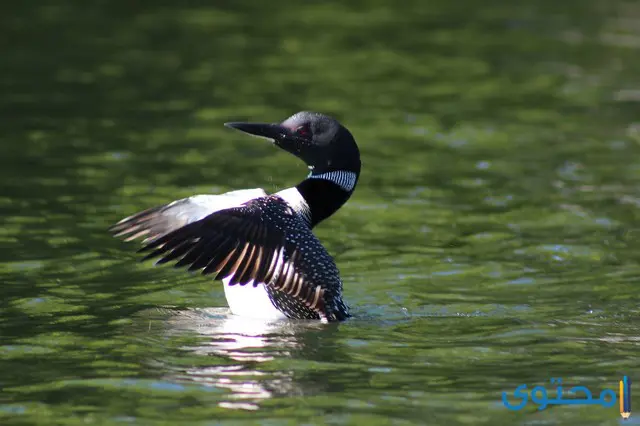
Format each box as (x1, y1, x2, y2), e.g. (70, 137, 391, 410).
(2, 1, 640, 425)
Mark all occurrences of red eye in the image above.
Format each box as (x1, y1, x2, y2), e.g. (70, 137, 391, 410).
(295, 125, 310, 136)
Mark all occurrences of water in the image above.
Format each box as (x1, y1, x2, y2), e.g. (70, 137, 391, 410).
(2, 1, 640, 424)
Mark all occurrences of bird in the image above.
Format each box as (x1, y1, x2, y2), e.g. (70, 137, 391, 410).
(109, 111, 361, 323)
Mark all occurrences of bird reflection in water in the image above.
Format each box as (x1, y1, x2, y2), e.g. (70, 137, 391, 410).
(154, 307, 335, 410)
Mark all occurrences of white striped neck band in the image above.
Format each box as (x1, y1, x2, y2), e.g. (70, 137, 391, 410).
(307, 171, 358, 192)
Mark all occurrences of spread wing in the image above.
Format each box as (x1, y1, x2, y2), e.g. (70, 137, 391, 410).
(110, 195, 328, 319)
(109, 189, 267, 244)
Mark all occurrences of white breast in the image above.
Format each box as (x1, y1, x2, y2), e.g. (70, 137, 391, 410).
(222, 278, 287, 320)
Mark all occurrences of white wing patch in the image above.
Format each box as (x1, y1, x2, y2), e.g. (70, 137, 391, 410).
(111, 188, 268, 243)
(183, 188, 268, 219)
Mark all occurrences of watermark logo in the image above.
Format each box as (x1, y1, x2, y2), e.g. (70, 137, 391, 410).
(502, 376, 631, 419)
(620, 376, 632, 419)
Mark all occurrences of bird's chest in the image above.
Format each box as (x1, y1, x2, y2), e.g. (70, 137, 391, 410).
(222, 277, 287, 320)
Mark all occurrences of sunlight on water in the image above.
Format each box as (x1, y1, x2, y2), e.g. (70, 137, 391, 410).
(2, 0, 640, 425)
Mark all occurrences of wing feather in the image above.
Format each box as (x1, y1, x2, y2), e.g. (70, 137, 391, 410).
(111, 195, 337, 320)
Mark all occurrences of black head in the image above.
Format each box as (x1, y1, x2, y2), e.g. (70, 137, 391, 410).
(225, 111, 360, 176)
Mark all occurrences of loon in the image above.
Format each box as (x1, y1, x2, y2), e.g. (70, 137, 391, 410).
(109, 112, 361, 323)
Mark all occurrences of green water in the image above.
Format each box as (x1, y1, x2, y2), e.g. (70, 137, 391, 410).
(2, 1, 640, 424)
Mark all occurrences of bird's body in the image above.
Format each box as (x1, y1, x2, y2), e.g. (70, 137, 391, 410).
(110, 112, 360, 323)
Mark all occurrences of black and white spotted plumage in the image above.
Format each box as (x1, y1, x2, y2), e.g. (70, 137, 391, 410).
(116, 195, 348, 321)
(110, 111, 360, 323)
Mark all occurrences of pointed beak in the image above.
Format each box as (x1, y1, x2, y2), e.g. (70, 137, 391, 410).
(224, 122, 291, 141)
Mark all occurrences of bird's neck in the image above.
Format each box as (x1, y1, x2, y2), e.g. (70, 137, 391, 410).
(294, 170, 358, 228)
